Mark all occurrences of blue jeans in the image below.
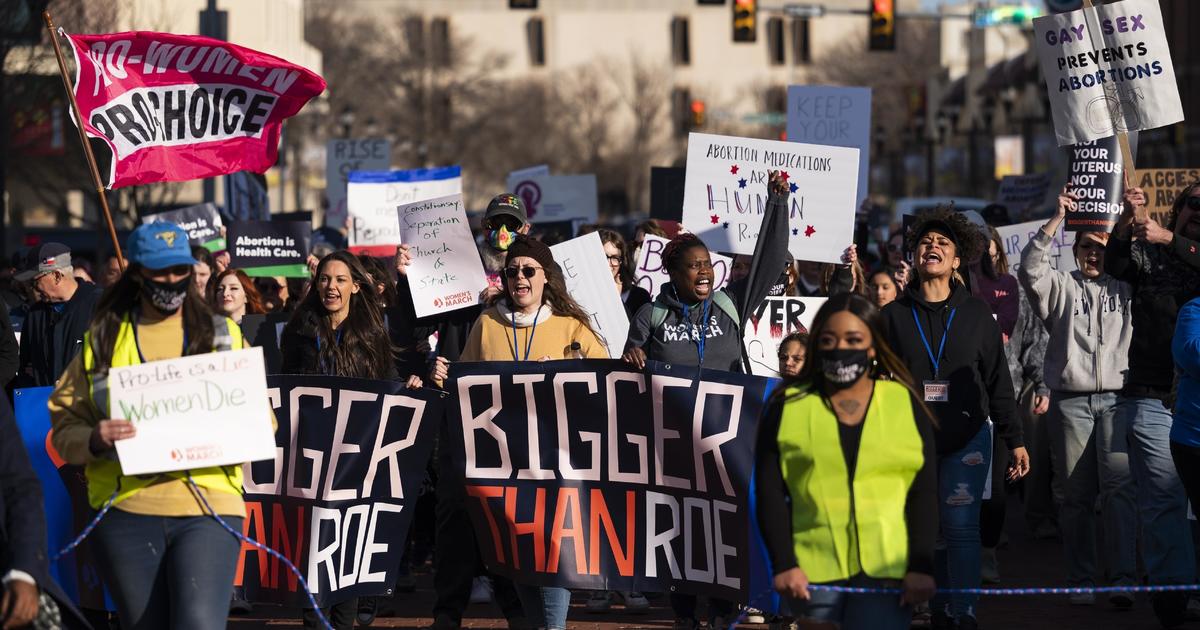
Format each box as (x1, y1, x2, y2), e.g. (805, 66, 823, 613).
(786, 574, 911, 630)
(1048, 391, 1137, 587)
(932, 423, 990, 618)
(515, 585, 571, 630)
(1119, 396, 1197, 584)
(91, 507, 243, 630)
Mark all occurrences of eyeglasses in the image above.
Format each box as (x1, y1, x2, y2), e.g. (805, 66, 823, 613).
(684, 260, 714, 271)
(504, 265, 542, 279)
(606, 255, 623, 265)
(1187, 197, 1200, 211)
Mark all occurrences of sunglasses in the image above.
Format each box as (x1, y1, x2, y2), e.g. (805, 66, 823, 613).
(504, 265, 542, 279)
(487, 218, 523, 232)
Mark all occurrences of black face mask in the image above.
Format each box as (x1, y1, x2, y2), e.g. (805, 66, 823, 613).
(143, 276, 190, 313)
(820, 348, 871, 389)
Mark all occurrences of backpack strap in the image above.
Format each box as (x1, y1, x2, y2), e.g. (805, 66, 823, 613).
(650, 304, 670, 331)
(710, 291, 740, 330)
(212, 316, 233, 352)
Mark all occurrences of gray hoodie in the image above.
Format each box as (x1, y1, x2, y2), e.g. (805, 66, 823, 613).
(1018, 230, 1134, 393)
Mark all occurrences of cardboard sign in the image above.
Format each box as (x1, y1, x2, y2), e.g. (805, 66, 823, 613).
(228, 220, 311, 277)
(347, 166, 462, 255)
(509, 174, 599, 224)
(1064, 135, 1127, 231)
(997, 173, 1053, 210)
(650, 166, 687, 222)
(786, 86, 872, 209)
(995, 219, 1078, 276)
(549, 232, 630, 359)
(325, 138, 391, 228)
(1135, 168, 1200, 226)
(111, 347, 276, 476)
(142, 203, 225, 251)
(1033, 0, 1184, 146)
(681, 132, 860, 263)
(743, 297, 826, 377)
(633, 234, 732, 299)
(398, 193, 487, 318)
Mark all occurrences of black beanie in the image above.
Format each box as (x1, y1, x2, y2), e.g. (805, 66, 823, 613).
(505, 236, 557, 273)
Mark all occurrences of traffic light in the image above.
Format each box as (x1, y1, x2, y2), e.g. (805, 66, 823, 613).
(869, 0, 895, 51)
(733, 0, 756, 43)
(691, 100, 707, 127)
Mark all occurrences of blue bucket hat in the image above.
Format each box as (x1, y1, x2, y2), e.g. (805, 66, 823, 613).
(127, 222, 196, 270)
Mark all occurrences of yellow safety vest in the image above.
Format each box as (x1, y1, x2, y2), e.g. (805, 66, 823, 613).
(80, 314, 246, 509)
(776, 379, 924, 582)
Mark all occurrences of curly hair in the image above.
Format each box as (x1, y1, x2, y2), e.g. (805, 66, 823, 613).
(662, 233, 709, 274)
(905, 206, 985, 268)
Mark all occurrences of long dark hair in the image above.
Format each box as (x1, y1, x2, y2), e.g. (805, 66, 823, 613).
(503, 258, 601, 342)
(597, 227, 634, 287)
(88, 263, 215, 372)
(286, 251, 394, 379)
(1166, 180, 1200, 231)
(357, 255, 399, 309)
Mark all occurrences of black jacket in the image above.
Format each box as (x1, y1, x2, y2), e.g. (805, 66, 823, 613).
(280, 309, 399, 380)
(17, 283, 101, 388)
(883, 282, 1021, 455)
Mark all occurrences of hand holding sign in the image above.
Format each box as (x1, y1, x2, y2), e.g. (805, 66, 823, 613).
(397, 193, 487, 318)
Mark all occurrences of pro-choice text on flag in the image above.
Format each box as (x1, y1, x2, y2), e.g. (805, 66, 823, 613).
(64, 31, 325, 188)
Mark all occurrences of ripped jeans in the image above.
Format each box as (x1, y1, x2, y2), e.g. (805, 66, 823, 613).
(932, 423, 991, 619)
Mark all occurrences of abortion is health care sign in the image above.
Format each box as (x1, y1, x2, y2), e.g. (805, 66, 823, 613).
(111, 347, 276, 475)
(681, 132, 859, 264)
(1032, 0, 1183, 146)
(347, 166, 462, 255)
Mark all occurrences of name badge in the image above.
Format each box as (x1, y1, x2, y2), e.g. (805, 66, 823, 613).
(924, 380, 949, 402)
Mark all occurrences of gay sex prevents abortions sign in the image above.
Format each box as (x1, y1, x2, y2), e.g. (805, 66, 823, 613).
(398, 193, 487, 318)
(110, 347, 276, 475)
(1032, 0, 1183, 145)
(236, 376, 441, 607)
(445, 359, 775, 601)
(348, 166, 462, 255)
(682, 132, 859, 264)
(65, 31, 325, 188)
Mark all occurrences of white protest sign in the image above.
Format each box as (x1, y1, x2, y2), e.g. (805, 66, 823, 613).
(325, 138, 391, 228)
(681, 132, 860, 263)
(632, 234, 732, 299)
(111, 347, 275, 476)
(743, 297, 825, 377)
(505, 164, 550, 193)
(398, 193, 488, 318)
(347, 166, 462, 255)
(787, 86, 871, 209)
(1033, 0, 1183, 146)
(995, 219, 1078, 276)
(550, 232, 629, 359)
(509, 174, 599, 224)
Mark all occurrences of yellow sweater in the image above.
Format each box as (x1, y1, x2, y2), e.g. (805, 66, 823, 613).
(462, 305, 608, 362)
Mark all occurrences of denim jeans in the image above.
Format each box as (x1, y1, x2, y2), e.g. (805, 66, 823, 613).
(515, 585, 571, 630)
(932, 423, 991, 618)
(786, 574, 912, 630)
(1047, 391, 1137, 587)
(91, 507, 243, 630)
(1119, 396, 1197, 584)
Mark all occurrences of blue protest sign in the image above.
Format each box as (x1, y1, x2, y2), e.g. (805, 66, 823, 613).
(786, 86, 872, 209)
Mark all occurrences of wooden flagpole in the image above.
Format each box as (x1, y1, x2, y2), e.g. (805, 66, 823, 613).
(42, 11, 126, 270)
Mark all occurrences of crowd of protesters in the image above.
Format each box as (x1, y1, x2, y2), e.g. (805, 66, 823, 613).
(2, 173, 1200, 630)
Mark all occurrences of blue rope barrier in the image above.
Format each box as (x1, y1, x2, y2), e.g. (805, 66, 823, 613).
(808, 583, 1200, 596)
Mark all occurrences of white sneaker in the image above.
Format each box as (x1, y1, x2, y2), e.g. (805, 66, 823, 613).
(585, 591, 612, 612)
(619, 591, 650, 612)
(1069, 592, 1096, 606)
(743, 606, 766, 623)
(469, 577, 494, 605)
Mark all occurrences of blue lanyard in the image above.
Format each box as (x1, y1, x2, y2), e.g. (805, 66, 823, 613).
(511, 309, 540, 361)
(681, 299, 711, 367)
(130, 311, 188, 363)
(316, 328, 343, 375)
(911, 306, 956, 379)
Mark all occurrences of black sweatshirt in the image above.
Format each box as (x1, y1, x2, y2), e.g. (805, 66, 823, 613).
(755, 387, 938, 576)
(882, 282, 1022, 455)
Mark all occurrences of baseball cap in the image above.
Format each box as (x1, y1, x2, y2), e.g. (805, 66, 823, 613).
(127, 222, 196, 270)
(16, 243, 72, 281)
(484, 193, 528, 227)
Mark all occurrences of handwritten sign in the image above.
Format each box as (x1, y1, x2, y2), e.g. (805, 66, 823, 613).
(743, 297, 825, 377)
(681, 132, 859, 263)
(1135, 167, 1200, 226)
(787, 86, 871, 209)
(549, 232, 629, 359)
(509, 174, 598, 224)
(142, 203, 224, 251)
(398, 193, 487, 318)
(1033, 0, 1183, 146)
(348, 166, 462, 255)
(325, 138, 391, 228)
(995, 219, 1078, 276)
(1064, 135, 1127, 231)
(111, 347, 276, 476)
(633, 234, 732, 299)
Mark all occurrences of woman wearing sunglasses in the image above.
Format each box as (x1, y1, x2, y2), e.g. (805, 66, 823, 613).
(430, 235, 605, 630)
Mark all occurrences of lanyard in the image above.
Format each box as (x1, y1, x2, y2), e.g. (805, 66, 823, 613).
(316, 328, 343, 375)
(911, 306, 957, 379)
(681, 299, 711, 367)
(130, 311, 188, 363)
(511, 309, 541, 362)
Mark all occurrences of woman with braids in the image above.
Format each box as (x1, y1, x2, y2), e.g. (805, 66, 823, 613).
(757, 293, 937, 630)
(48, 223, 270, 630)
(881, 207, 1029, 630)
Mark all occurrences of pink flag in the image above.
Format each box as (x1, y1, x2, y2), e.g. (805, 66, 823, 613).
(64, 30, 326, 189)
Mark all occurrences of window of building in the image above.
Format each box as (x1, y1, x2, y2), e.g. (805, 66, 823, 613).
(527, 17, 545, 66)
(792, 17, 811, 64)
(767, 17, 785, 65)
(672, 17, 690, 66)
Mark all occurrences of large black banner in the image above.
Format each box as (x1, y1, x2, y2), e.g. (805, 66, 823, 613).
(235, 376, 441, 607)
(445, 359, 775, 602)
